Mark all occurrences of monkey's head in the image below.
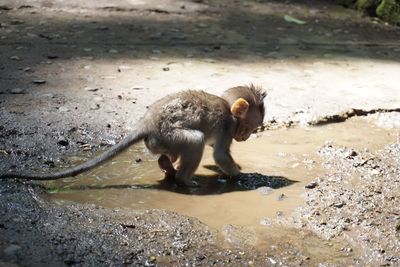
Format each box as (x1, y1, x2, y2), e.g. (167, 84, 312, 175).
(223, 84, 267, 142)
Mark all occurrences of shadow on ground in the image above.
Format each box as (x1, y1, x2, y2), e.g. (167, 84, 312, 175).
(46, 172, 296, 195)
(1, 0, 400, 89)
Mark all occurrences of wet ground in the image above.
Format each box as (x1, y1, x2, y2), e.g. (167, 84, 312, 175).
(1, 0, 400, 266)
(46, 117, 397, 230)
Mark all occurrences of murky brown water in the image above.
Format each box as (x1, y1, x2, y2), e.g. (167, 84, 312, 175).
(47, 117, 396, 227)
(46, 117, 397, 262)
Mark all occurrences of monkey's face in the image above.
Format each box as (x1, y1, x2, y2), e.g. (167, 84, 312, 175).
(234, 106, 264, 142)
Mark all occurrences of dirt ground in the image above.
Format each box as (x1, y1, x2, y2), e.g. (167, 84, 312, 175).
(0, 0, 399, 266)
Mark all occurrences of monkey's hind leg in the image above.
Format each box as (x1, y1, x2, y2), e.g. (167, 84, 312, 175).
(172, 129, 205, 186)
(158, 154, 176, 179)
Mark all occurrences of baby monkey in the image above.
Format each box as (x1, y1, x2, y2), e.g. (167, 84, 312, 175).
(0, 85, 266, 186)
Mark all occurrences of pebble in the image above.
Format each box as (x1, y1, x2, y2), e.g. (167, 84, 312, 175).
(84, 87, 99, 92)
(118, 65, 131, 72)
(260, 217, 272, 226)
(97, 26, 109, 31)
(333, 202, 345, 208)
(257, 186, 273, 195)
(305, 181, 318, 189)
(268, 257, 277, 265)
(162, 67, 170, 71)
(132, 86, 145, 90)
(108, 49, 119, 54)
(32, 79, 46, 84)
(277, 193, 287, 201)
(90, 104, 100, 110)
(58, 106, 69, 112)
(10, 88, 24, 94)
(9, 55, 21, 61)
(57, 137, 69, 147)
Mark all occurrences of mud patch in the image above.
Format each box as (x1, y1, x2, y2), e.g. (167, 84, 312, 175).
(45, 117, 397, 229)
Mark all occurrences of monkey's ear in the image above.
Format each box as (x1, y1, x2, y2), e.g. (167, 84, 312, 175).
(231, 98, 249, 118)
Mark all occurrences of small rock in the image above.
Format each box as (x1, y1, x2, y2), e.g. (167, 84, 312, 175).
(84, 87, 99, 92)
(118, 65, 131, 72)
(4, 244, 21, 256)
(83, 48, 92, 52)
(268, 257, 277, 265)
(23, 67, 31, 72)
(135, 158, 142, 163)
(9, 56, 21, 61)
(305, 181, 318, 189)
(277, 193, 287, 201)
(94, 96, 103, 102)
(58, 106, 69, 112)
(132, 86, 145, 90)
(97, 26, 109, 31)
(32, 79, 46, 84)
(370, 169, 380, 175)
(57, 137, 69, 147)
(333, 202, 345, 208)
(260, 217, 272, 226)
(47, 55, 58, 59)
(162, 67, 170, 71)
(108, 49, 119, 54)
(90, 104, 100, 110)
(291, 162, 299, 168)
(10, 88, 24, 94)
(257, 186, 273, 195)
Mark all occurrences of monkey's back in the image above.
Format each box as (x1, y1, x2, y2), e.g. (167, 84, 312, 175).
(143, 90, 235, 140)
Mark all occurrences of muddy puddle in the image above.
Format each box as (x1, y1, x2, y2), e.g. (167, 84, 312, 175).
(45, 117, 397, 259)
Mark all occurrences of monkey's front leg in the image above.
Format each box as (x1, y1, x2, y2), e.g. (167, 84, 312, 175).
(213, 138, 240, 177)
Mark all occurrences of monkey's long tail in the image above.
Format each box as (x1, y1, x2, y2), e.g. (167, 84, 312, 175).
(0, 129, 147, 180)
